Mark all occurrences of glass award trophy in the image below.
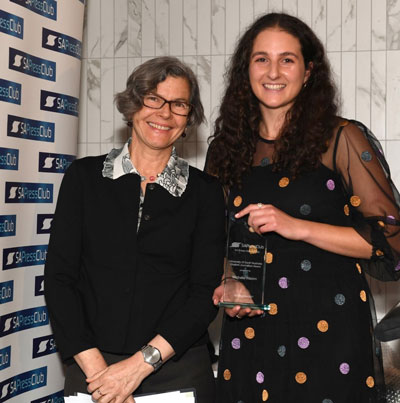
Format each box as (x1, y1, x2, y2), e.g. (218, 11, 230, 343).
(219, 218, 270, 311)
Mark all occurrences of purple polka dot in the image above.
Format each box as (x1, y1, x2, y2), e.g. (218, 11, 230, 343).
(256, 371, 264, 383)
(326, 179, 335, 191)
(231, 338, 241, 350)
(396, 261, 400, 272)
(339, 362, 350, 374)
(387, 215, 397, 225)
(297, 337, 310, 349)
(278, 277, 289, 289)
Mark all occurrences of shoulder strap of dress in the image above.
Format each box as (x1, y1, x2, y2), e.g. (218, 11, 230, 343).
(332, 120, 349, 173)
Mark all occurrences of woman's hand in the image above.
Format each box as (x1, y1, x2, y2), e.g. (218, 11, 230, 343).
(87, 352, 152, 403)
(212, 282, 263, 318)
(235, 203, 305, 240)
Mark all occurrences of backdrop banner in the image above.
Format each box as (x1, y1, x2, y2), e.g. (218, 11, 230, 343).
(0, 1, 85, 401)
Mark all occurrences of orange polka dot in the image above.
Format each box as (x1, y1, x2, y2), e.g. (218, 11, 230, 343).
(262, 389, 269, 401)
(249, 226, 255, 233)
(268, 303, 278, 315)
(295, 372, 307, 384)
(344, 204, 350, 216)
(356, 263, 362, 274)
(233, 196, 242, 207)
(223, 369, 231, 380)
(279, 177, 290, 188)
(350, 195, 361, 207)
(265, 252, 273, 264)
(366, 376, 375, 388)
(360, 290, 367, 302)
(376, 249, 384, 257)
(244, 327, 255, 339)
(317, 320, 329, 332)
(378, 220, 385, 228)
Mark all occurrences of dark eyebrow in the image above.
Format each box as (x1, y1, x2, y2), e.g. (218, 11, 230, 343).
(148, 92, 189, 103)
(251, 51, 300, 59)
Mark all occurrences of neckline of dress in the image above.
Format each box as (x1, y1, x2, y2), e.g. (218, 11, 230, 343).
(258, 136, 276, 144)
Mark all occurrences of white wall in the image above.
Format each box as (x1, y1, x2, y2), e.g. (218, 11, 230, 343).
(78, 0, 400, 324)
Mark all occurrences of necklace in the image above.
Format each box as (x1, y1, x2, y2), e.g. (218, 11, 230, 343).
(140, 172, 161, 182)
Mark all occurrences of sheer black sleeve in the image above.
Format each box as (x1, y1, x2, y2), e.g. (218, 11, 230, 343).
(334, 120, 400, 281)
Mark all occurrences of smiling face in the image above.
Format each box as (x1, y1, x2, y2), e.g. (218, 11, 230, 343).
(130, 75, 190, 152)
(249, 28, 311, 116)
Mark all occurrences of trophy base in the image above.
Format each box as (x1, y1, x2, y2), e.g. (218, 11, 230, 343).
(219, 302, 270, 311)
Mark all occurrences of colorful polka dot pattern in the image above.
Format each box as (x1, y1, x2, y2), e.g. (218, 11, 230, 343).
(231, 338, 240, 350)
(256, 371, 264, 383)
(298, 337, 310, 349)
(326, 179, 335, 190)
(339, 362, 350, 374)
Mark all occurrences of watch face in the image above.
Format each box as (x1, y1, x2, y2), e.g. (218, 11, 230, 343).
(142, 345, 161, 366)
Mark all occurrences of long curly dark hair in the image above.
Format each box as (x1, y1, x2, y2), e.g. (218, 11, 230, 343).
(206, 13, 339, 188)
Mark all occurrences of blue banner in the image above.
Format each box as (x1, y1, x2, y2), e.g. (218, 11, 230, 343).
(0, 215, 16, 238)
(0, 10, 23, 39)
(0, 307, 48, 337)
(0, 148, 19, 171)
(42, 27, 81, 59)
(0, 79, 21, 105)
(10, 0, 57, 20)
(3, 245, 48, 271)
(9, 48, 56, 82)
(0, 366, 47, 402)
(38, 152, 75, 173)
(5, 182, 53, 204)
(40, 90, 79, 117)
(0, 281, 14, 305)
(7, 114, 55, 143)
(0, 346, 11, 371)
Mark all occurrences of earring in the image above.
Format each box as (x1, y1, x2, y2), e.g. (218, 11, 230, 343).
(181, 131, 187, 138)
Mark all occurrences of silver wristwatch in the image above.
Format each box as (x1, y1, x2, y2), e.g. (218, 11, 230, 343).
(140, 345, 163, 371)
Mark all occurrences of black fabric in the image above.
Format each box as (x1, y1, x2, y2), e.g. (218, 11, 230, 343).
(64, 345, 215, 403)
(44, 155, 225, 362)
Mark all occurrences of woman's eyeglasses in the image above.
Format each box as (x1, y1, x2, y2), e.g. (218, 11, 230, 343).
(142, 94, 192, 116)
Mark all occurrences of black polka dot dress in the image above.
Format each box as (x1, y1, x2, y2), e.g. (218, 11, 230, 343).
(215, 121, 400, 403)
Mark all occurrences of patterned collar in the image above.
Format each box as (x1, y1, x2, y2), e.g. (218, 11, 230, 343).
(102, 139, 189, 197)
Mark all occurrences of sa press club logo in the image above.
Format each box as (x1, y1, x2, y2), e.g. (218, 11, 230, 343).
(31, 390, 64, 403)
(37, 214, 53, 234)
(5, 182, 53, 203)
(32, 334, 57, 358)
(34, 275, 44, 296)
(0, 306, 48, 337)
(0, 79, 21, 105)
(0, 281, 13, 305)
(7, 114, 55, 143)
(9, 48, 55, 82)
(39, 152, 75, 173)
(0, 346, 11, 371)
(0, 215, 16, 238)
(0, 10, 23, 39)
(40, 90, 79, 117)
(0, 148, 18, 171)
(3, 245, 47, 270)
(0, 366, 47, 402)
(11, 0, 57, 20)
(42, 27, 82, 59)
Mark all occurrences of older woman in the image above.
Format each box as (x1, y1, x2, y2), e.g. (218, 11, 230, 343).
(44, 56, 225, 403)
(207, 13, 400, 403)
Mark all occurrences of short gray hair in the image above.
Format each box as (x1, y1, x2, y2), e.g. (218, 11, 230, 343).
(115, 56, 205, 127)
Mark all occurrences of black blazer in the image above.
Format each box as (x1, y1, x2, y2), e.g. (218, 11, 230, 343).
(44, 155, 225, 362)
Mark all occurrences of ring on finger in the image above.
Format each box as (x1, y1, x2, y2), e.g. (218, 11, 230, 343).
(97, 389, 103, 396)
(257, 203, 263, 208)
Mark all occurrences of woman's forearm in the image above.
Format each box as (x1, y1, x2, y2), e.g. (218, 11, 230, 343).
(300, 220, 372, 259)
(73, 348, 108, 378)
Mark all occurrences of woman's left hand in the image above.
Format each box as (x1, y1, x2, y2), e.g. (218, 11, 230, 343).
(87, 352, 152, 403)
(235, 203, 305, 240)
